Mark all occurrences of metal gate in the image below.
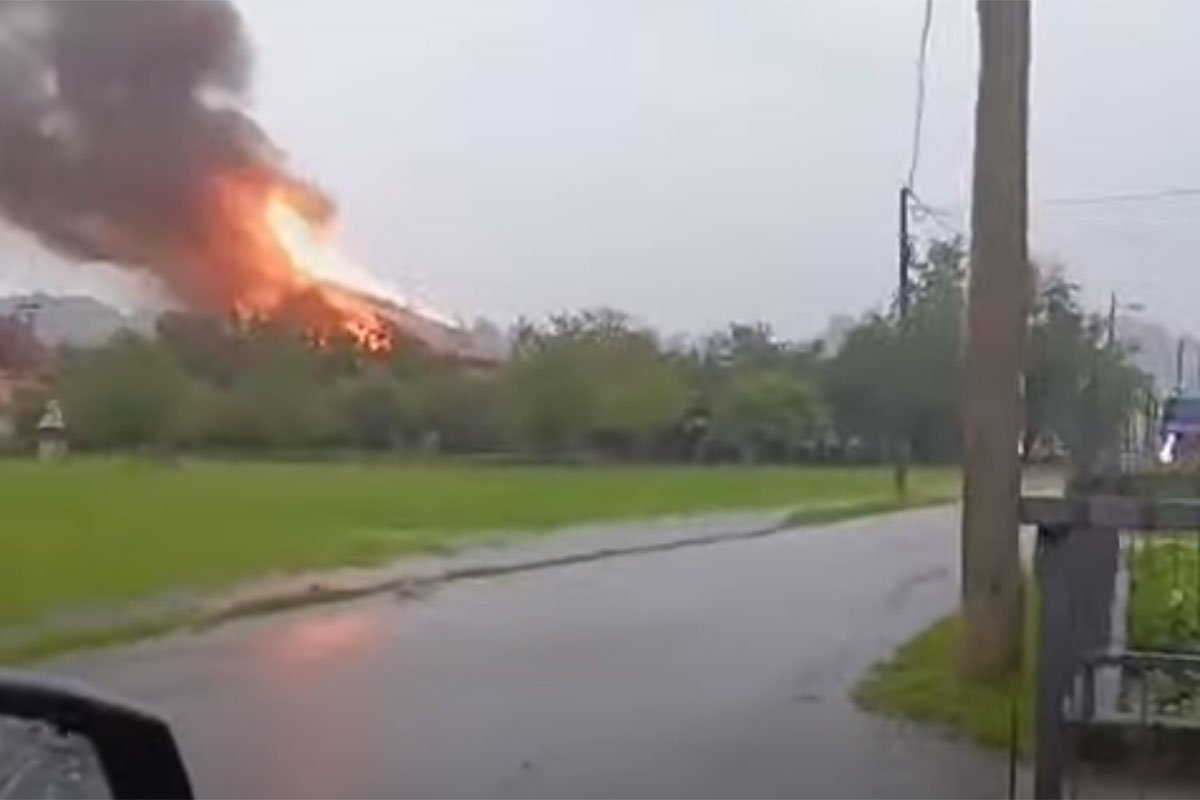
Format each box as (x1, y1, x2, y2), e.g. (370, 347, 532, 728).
(1025, 491, 1200, 798)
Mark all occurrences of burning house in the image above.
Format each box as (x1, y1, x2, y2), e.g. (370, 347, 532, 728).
(0, 0, 487, 362)
(322, 283, 508, 367)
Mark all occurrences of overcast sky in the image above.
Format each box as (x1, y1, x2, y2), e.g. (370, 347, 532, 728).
(4, 0, 1200, 339)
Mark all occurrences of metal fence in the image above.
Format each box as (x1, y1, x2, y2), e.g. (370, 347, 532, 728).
(1024, 493, 1200, 799)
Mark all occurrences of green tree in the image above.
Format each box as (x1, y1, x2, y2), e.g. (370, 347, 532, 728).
(59, 333, 188, 448)
(500, 309, 687, 457)
(216, 327, 343, 447)
(415, 367, 503, 453)
(824, 313, 899, 458)
(1024, 268, 1087, 459)
(337, 369, 416, 450)
(825, 237, 965, 462)
(502, 325, 597, 455)
(700, 323, 788, 370)
(897, 237, 966, 461)
(1025, 267, 1149, 469)
(7, 384, 51, 449)
(156, 312, 240, 386)
(710, 368, 822, 462)
(590, 339, 688, 457)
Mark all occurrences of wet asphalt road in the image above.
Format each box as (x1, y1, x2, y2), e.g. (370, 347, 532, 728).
(48, 506, 1017, 798)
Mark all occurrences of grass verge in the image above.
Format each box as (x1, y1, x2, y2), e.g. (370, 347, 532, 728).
(781, 494, 949, 528)
(1, 460, 956, 660)
(858, 532, 1200, 754)
(854, 595, 1037, 753)
(1129, 536, 1200, 650)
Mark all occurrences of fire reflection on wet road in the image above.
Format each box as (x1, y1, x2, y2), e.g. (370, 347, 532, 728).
(257, 611, 382, 667)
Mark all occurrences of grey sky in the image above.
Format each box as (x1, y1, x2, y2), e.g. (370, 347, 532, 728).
(3, 1, 1199, 339)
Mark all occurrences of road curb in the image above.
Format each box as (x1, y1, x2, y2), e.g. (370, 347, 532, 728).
(207, 496, 952, 625)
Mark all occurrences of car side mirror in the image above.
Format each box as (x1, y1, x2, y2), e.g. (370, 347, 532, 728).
(0, 670, 192, 799)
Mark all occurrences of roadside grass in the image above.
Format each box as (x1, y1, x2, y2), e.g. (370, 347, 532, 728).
(854, 592, 1037, 754)
(857, 536, 1200, 754)
(0, 460, 957, 633)
(1129, 536, 1200, 650)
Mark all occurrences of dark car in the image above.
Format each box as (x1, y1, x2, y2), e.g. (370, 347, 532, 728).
(1159, 394, 1200, 465)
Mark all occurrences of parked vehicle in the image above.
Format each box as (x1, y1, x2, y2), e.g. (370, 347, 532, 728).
(1158, 393, 1200, 465)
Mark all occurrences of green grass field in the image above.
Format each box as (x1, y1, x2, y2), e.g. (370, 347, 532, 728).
(0, 460, 957, 630)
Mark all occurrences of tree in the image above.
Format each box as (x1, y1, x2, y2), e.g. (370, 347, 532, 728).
(710, 368, 822, 462)
(823, 238, 965, 464)
(415, 367, 503, 453)
(590, 335, 689, 457)
(502, 323, 598, 456)
(59, 333, 188, 448)
(156, 312, 240, 386)
(824, 314, 898, 458)
(217, 326, 343, 447)
(683, 322, 827, 462)
(1025, 268, 1150, 471)
(337, 369, 416, 450)
(33, 275, 1148, 469)
(7, 383, 51, 448)
(700, 323, 788, 370)
(898, 238, 966, 461)
(500, 309, 687, 458)
(1024, 269, 1091, 459)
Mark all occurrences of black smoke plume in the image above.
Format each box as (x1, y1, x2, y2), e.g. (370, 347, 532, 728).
(0, 0, 329, 313)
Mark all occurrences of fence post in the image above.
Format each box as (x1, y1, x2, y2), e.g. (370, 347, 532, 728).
(1035, 522, 1072, 799)
(1074, 525, 1118, 722)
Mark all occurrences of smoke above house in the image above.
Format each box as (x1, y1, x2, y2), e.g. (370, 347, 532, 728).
(0, 0, 455, 352)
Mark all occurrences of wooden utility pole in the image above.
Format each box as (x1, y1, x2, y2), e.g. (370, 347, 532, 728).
(961, 0, 1030, 679)
(895, 186, 911, 497)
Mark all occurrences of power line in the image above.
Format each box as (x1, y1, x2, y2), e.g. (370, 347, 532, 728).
(909, 190, 964, 240)
(1042, 186, 1200, 207)
(909, 192, 956, 223)
(905, 184, 1200, 227)
(905, 0, 935, 189)
(913, 205, 961, 240)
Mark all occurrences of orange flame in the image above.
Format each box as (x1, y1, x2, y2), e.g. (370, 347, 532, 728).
(206, 173, 402, 352)
(196, 171, 464, 354)
(263, 192, 396, 352)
